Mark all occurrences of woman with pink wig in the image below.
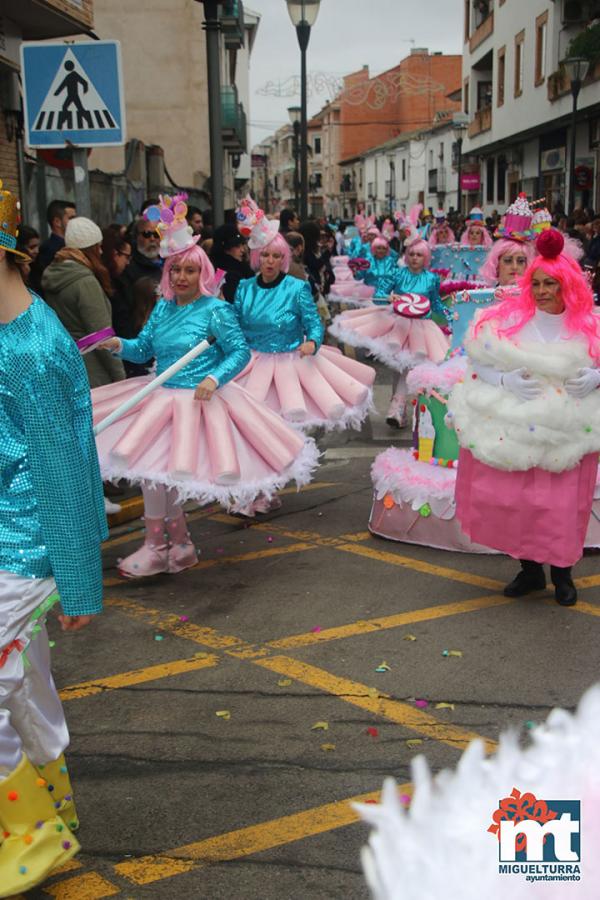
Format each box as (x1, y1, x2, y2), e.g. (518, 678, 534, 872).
(330, 237, 450, 427)
(233, 198, 376, 443)
(94, 195, 318, 576)
(449, 229, 600, 606)
(356, 236, 400, 299)
(460, 208, 493, 248)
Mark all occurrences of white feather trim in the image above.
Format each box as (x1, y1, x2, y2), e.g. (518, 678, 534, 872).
(291, 388, 375, 433)
(328, 319, 421, 373)
(448, 325, 600, 472)
(371, 447, 457, 518)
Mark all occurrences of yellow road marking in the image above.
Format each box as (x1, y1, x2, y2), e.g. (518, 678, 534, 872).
(569, 600, 600, 617)
(573, 574, 600, 589)
(267, 594, 514, 649)
(254, 655, 497, 753)
(43, 871, 120, 898)
(115, 785, 392, 885)
(59, 654, 219, 701)
(49, 860, 82, 875)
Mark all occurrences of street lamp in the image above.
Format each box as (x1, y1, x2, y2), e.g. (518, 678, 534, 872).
(288, 105, 301, 212)
(199, 0, 224, 226)
(452, 114, 468, 215)
(286, 0, 321, 220)
(562, 56, 590, 213)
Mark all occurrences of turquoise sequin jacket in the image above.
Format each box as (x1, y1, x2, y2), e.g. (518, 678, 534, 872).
(356, 253, 400, 299)
(390, 267, 448, 322)
(0, 296, 106, 615)
(118, 296, 251, 388)
(233, 274, 324, 353)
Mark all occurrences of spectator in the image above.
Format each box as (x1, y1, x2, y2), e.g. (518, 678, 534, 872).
(209, 224, 253, 302)
(132, 275, 159, 333)
(320, 227, 337, 261)
(284, 231, 308, 281)
(117, 216, 163, 338)
(187, 205, 204, 236)
(30, 199, 76, 293)
(279, 208, 300, 234)
(587, 218, 600, 266)
(42, 216, 125, 389)
(15, 225, 40, 286)
(335, 222, 346, 255)
(101, 228, 136, 353)
(299, 220, 334, 297)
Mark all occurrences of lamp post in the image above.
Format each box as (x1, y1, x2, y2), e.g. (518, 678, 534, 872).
(562, 56, 590, 214)
(452, 115, 468, 215)
(288, 105, 301, 211)
(286, 0, 321, 220)
(199, 0, 224, 226)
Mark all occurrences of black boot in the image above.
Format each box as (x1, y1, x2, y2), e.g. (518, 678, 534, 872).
(503, 559, 546, 597)
(550, 566, 577, 606)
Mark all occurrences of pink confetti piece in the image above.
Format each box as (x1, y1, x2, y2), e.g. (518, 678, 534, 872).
(179, 615, 189, 622)
(400, 794, 411, 806)
(366, 726, 379, 738)
(414, 699, 429, 709)
(310, 626, 322, 633)
(267, 536, 273, 543)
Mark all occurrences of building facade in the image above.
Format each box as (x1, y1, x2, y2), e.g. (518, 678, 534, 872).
(462, 0, 600, 214)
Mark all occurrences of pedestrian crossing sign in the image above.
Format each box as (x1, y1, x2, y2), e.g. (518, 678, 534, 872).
(20, 41, 126, 149)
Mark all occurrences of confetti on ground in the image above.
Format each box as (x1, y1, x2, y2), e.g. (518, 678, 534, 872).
(154, 635, 164, 642)
(448, 650, 463, 658)
(435, 702, 455, 711)
(375, 661, 391, 673)
(525, 720, 536, 730)
(399, 794, 411, 806)
(310, 626, 322, 633)
(179, 615, 189, 622)
(403, 634, 417, 642)
(48, 641, 56, 648)
(366, 726, 379, 738)
(320, 743, 336, 752)
(406, 739, 423, 749)
(365, 799, 378, 805)
(414, 699, 429, 709)
(277, 678, 293, 687)
(367, 687, 379, 698)
(311, 721, 329, 731)
(215, 710, 231, 720)
(267, 536, 273, 543)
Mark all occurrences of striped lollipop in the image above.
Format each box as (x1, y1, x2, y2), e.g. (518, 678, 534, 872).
(392, 293, 431, 318)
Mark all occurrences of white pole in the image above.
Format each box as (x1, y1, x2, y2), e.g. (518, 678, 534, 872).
(94, 336, 215, 436)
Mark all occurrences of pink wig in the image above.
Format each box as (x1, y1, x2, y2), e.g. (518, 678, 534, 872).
(460, 223, 493, 248)
(160, 244, 216, 300)
(479, 238, 535, 286)
(475, 250, 600, 361)
(405, 237, 431, 268)
(371, 236, 389, 252)
(249, 232, 291, 273)
(428, 224, 456, 247)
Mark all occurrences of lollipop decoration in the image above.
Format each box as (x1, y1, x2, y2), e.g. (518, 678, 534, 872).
(76, 327, 116, 355)
(144, 193, 200, 258)
(392, 293, 431, 319)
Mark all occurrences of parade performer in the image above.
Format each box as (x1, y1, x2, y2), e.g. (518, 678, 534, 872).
(355, 236, 401, 298)
(428, 211, 455, 247)
(460, 207, 493, 248)
(449, 229, 600, 606)
(329, 237, 449, 427)
(0, 183, 106, 895)
(233, 198, 376, 432)
(95, 195, 319, 575)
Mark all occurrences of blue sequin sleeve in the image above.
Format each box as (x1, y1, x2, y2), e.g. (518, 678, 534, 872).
(119, 300, 162, 364)
(207, 303, 251, 385)
(428, 273, 449, 321)
(297, 280, 324, 349)
(17, 354, 106, 616)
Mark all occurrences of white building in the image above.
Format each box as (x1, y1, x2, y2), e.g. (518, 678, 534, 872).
(462, 0, 600, 215)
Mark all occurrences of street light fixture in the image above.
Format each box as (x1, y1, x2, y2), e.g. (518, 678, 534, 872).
(562, 56, 590, 213)
(199, 0, 224, 226)
(288, 105, 301, 211)
(452, 114, 469, 215)
(286, 0, 321, 220)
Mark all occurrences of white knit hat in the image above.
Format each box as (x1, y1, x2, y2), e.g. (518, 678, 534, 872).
(65, 216, 103, 250)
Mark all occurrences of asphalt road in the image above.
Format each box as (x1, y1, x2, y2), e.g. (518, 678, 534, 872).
(26, 369, 600, 900)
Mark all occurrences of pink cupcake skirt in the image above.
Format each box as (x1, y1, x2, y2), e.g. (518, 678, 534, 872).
(234, 345, 376, 431)
(91, 378, 320, 509)
(328, 306, 449, 372)
(455, 449, 599, 567)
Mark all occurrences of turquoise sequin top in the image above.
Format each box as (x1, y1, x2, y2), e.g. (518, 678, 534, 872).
(357, 253, 400, 299)
(233, 274, 324, 353)
(390, 267, 447, 321)
(118, 296, 250, 388)
(0, 295, 106, 615)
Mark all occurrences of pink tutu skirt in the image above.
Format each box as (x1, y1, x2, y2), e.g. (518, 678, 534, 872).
(234, 345, 376, 430)
(455, 449, 599, 567)
(328, 305, 449, 372)
(91, 378, 320, 508)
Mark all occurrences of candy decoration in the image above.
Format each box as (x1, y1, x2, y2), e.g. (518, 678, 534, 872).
(392, 293, 431, 319)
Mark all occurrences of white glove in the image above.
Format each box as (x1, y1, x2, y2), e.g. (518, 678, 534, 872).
(501, 367, 542, 401)
(565, 367, 600, 399)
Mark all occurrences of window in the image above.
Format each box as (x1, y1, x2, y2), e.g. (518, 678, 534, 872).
(402, 159, 406, 181)
(439, 143, 444, 162)
(497, 46, 506, 106)
(486, 157, 495, 204)
(497, 156, 507, 203)
(314, 136, 321, 154)
(464, 0, 470, 42)
(514, 30, 525, 97)
(535, 13, 548, 86)
(314, 172, 322, 189)
(464, 77, 470, 115)
(429, 149, 434, 167)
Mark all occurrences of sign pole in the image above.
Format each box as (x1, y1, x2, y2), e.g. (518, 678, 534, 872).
(72, 147, 91, 218)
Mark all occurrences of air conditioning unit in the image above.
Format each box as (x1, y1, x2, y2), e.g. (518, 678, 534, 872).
(562, 0, 586, 24)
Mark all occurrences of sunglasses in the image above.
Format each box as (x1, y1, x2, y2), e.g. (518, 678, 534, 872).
(116, 249, 132, 259)
(139, 230, 158, 240)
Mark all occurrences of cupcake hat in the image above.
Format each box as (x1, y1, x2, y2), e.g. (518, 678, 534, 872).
(466, 207, 485, 225)
(531, 207, 553, 234)
(0, 180, 29, 260)
(236, 196, 279, 250)
(144, 193, 200, 259)
(495, 192, 534, 242)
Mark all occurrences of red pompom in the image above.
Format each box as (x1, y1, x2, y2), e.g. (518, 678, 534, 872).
(535, 228, 564, 259)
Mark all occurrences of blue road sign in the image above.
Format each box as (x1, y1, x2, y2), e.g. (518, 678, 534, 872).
(20, 41, 126, 149)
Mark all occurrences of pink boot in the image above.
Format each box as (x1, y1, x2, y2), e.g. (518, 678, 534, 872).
(166, 513, 198, 574)
(118, 517, 169, 578)
(386, 390, 407, 429)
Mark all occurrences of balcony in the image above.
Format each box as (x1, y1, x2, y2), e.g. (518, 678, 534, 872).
(468, 105, 492, 138)
(221, 86, 247, 152)
(8, 0, 93, 38)
(221, 0, 245, 50)
(548, 59, 600, 102)
(469, 11, 494, 54)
